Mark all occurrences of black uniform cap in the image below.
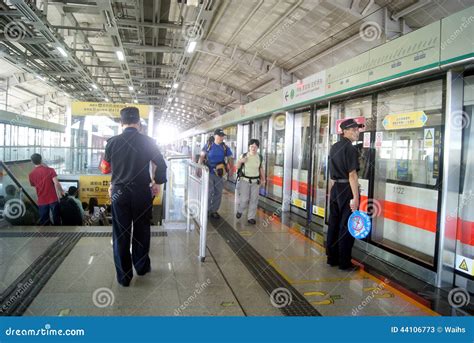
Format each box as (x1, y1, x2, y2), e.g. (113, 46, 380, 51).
(340, 118, 364, 131)
(120, 107, 140, 123)
(214, 128, 226, 136)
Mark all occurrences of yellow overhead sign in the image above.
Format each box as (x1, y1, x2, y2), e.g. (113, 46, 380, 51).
(79, 175, 111, 205)
(71, 102, 151, 118)
(382, 111, 428, 130)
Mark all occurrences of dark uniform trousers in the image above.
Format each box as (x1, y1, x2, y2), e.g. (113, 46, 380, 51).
(111, 183, 152, 284)
(326, 183, 355, 268)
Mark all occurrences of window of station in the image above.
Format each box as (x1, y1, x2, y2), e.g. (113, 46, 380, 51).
(311, 107, 329, 218)
(291, 109, 311, 210)
(267, 113, 285, 202)
(456, 75, 474, 263)
(223, 126, 237, 183)
(371, 79, 443, 266)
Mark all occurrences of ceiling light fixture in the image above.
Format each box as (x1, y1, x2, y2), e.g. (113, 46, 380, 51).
(92, 84, 98, 90)
(116, 50, 125, 61)
(128, 86, 134, 91)
(173, 83, 179, 89)
(187, 41, 197, 53)
(56, 46, 68, 57)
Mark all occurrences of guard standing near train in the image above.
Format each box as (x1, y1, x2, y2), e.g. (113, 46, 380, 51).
(326, 118, 364, 270)
(102, 107, 167, 287)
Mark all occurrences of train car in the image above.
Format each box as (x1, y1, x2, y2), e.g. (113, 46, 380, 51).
(179, 7, 474, 292)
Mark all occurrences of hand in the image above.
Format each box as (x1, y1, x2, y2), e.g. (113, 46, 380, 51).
(239, 157, 248, 164)
(350, 198, 359, 212)
(108, 185, 113, 198)
(151, 183, 160, 196)
(260, 178, 266, 185)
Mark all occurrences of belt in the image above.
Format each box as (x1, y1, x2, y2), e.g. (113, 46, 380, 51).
(333, 179, 349, 183)
(240, 176, 260, 183)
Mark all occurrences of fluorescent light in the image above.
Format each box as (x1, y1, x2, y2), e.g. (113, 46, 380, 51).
(116, 50, 125, 61)
(56, 46, 67, 57)
(36, 75, 46, 81)
(128, 86, 134, 91)
(134, 100, 138, 104)
(92, 84, 98, 89)
(104, 98, 109, 102)
(187, 41, 197, 53)
(173, 83, 179, 89)
(167, 97, 173, 102)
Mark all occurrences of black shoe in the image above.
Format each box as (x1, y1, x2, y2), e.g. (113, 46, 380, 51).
(118, 279, 131, 287)
(339, 263, 359, 271)
(211, 212, 220, 219)
(248, 219, 256, 225)
(327, 260, 338, 267)
(236, 212, 242, 219)
(137, 266, 151, 276)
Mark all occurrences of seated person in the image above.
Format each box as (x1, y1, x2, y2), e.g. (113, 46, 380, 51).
(84, 197, 108, 226)
(59, 186, 84, 225)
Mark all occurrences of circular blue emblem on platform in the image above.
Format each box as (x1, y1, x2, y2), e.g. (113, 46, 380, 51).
(348, 210, 372, 239)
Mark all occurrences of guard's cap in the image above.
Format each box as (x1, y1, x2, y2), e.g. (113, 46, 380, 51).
(340, 118, 364, 130)
(120, 107, 140, 123)
(214, 128, 226, 136)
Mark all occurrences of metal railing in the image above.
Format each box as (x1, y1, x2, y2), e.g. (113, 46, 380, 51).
(186, 162, 210, 262)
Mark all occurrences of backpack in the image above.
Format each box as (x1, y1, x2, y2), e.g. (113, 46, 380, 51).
(237, 153, 263, 180)
(59, 196, 83, 225)
(203, 140, 229, 176)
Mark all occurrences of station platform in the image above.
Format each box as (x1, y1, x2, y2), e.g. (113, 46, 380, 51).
(1, 190, 464, 317)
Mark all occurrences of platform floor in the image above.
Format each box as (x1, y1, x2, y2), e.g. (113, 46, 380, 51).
(0, 191, 446, 316)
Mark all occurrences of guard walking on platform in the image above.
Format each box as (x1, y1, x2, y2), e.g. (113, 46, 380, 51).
(103, 107, 167, 287)
(236, 139, 265, 224)
(326, 119, 363, 270)
(199, 129, 233, 219)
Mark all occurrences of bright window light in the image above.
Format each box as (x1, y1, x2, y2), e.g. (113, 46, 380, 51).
(116, 50, 125, 61)
(56, 46, 67, 57)
(156, 124, 179, 144)
(187, 41, 197, 53)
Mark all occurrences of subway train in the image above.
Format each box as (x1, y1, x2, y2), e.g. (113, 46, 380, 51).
(177, 7, 474, 293)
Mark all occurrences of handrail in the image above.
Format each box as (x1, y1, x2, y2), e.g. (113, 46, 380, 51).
(185, 161, 209, 262)
(0, 161, 38, 209)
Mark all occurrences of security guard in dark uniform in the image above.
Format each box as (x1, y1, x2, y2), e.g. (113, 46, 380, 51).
(326, 118, 363, 270)
(103, 107, 167, 287)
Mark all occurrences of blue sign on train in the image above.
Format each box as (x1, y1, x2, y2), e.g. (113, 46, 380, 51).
(347, 211, 372, 239)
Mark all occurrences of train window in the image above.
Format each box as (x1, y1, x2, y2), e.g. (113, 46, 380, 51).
(267, 113, 285, 202)
(291, 110, 311, 209)
(312, 107, 329, 218)
(372, 79, 443, 266)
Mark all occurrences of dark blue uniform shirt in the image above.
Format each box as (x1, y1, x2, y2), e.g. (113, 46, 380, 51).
(329, 137, 360, 180)
(104, 127, 167, 186)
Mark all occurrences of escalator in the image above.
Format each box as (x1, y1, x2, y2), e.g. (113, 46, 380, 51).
(0, 161, 39, 227)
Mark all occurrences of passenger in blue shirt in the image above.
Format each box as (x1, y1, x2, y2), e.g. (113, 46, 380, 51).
(199, 128, 234, 219)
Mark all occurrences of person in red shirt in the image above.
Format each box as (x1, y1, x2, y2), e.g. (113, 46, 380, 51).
(29, 153, 64, 225)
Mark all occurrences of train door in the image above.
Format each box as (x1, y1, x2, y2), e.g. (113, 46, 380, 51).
(267, 113, 286, 203)
(328, 95, 374, 222)
(311, 105, 330, 226)
(371, 79, 444, 267)
(291, 107, 311, 215)
(454, 75, 474, 286)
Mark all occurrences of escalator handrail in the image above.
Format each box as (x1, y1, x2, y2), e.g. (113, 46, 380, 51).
(0, 161, 39, 209)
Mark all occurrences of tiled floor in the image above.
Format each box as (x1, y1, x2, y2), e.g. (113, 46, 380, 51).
(1, 190, 440, 317)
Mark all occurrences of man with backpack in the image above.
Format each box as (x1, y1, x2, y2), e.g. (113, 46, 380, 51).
(199, 129, 233, 219)
(236, 139, 265, 224)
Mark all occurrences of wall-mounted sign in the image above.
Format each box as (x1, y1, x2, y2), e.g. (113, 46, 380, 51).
(424, 128, 434, 148)
(382, 111, 428, 130)
(375, 131, 383, 148)
(71, 102, 151, 119)
(363, 132, 371, 148)
(282, 70, 326, 107)
(79, 175, 111, 205)
(335, 116, 366, 134)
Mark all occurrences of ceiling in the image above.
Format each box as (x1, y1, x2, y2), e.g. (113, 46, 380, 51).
(0, 0, 472, 131)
